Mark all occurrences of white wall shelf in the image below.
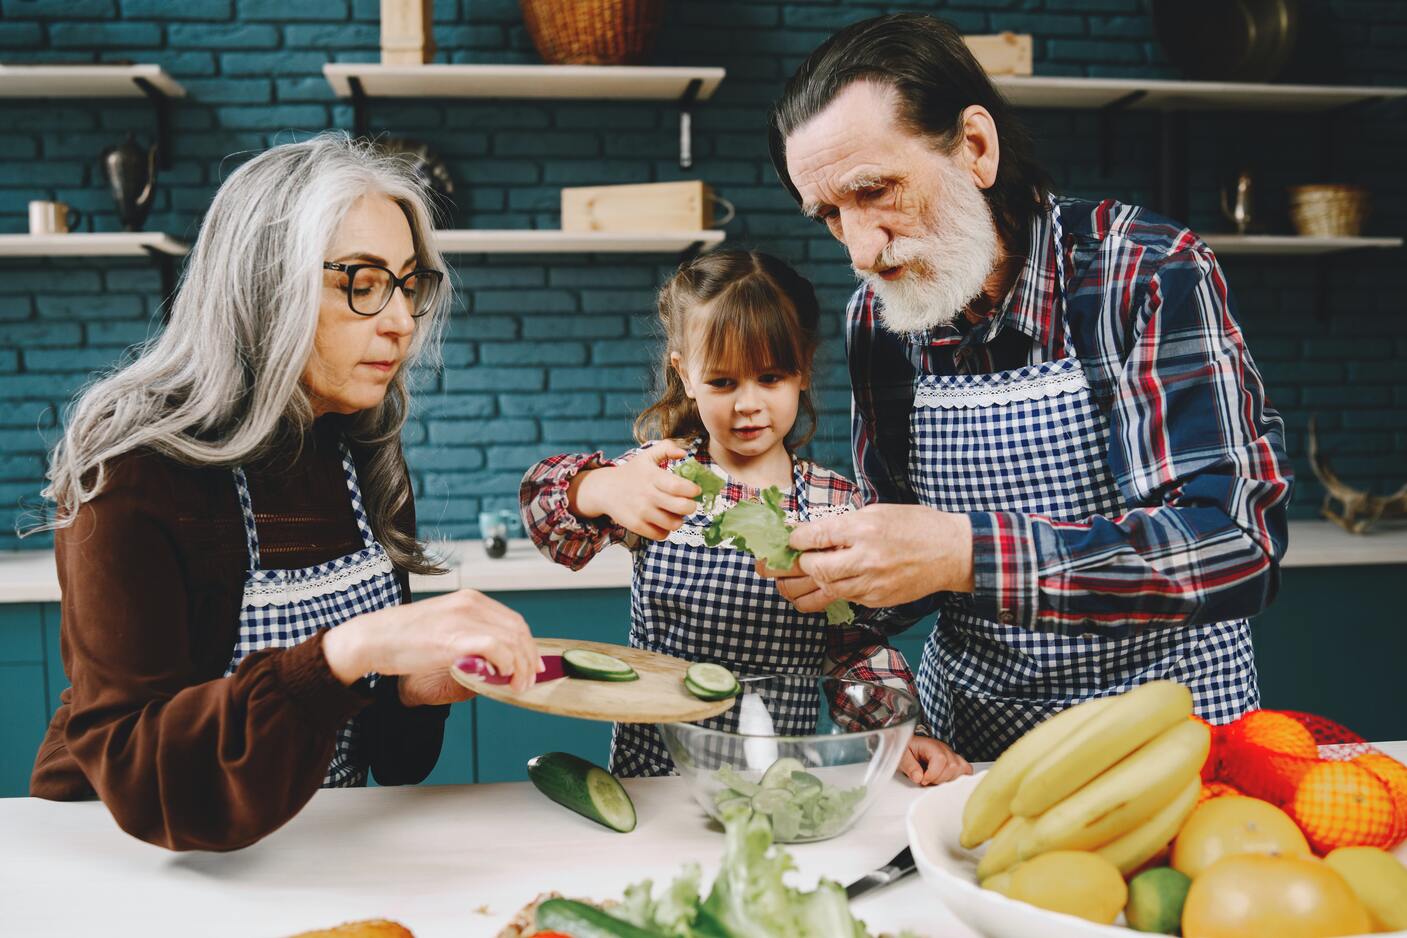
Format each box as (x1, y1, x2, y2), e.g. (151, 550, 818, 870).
(0, 64, 183, 168)
(323, 63, 723, 101)
(0, 232, 188, 258)
(994, 75, 1407, 111)
(323, 63, 725, 169)
(1202, 234, 1403, 256)
(432, 228, 724, 255)
(0, 63, 184, 99)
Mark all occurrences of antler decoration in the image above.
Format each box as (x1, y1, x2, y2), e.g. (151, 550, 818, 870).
(1308, 415, 1407, 534)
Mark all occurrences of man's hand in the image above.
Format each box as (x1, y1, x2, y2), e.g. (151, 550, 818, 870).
(899, 735, 972, 786)
(757, 503, 974, 611)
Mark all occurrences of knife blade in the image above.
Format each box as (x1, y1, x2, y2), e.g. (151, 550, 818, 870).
(455, 653, 565, 685)
(844, 846, 915, 900)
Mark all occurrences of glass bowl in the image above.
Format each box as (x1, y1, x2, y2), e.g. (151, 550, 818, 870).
(659, 674, 919, 843)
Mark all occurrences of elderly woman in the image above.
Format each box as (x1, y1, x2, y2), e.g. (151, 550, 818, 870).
(28, 134, 541, 850)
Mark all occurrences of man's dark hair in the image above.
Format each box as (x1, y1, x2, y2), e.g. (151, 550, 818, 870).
(768, 13, 1051, 247)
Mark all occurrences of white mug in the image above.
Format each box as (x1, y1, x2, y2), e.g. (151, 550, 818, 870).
(28, 200, 82, 235)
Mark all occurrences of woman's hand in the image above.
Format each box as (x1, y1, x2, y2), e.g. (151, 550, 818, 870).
(568, 440, 701, 541)
(899, 735, 972, 786)
(397, 669, 478, 708)
(323, 589, 542, 694)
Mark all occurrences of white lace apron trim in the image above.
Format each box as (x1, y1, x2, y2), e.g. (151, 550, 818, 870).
(914, 364, 1089, 410)
(241, 551, 395, 609)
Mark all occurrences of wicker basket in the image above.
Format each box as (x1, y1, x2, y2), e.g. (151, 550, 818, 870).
(519, 0, 664, 66)
(1288, 184, 1371, 237)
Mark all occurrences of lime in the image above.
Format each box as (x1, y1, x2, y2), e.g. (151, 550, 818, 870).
(1126, 866, 1192, 934)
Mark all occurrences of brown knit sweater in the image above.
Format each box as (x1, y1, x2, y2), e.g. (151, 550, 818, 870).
(30, 418, 450, 851)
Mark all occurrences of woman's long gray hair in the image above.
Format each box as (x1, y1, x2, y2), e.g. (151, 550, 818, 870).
(37, 132, 449, 575)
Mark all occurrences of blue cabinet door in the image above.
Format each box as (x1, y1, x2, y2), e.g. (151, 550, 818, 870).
(0, 604, 48, 797)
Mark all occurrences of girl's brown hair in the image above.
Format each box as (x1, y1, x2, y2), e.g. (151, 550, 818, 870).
(634, 250, 822, 448)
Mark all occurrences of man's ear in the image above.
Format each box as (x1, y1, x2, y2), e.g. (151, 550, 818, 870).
(669, 351, 696, 399)
(959, 104, 1000, 190)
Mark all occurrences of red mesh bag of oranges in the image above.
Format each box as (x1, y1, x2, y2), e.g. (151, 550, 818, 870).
(1206, 708, 1407, 853)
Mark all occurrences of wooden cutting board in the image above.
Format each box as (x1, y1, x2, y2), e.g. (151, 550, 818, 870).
(448, 637, 737, 724)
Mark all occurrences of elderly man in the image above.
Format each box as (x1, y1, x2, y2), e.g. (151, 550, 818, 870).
(762, 13, 1293, 767)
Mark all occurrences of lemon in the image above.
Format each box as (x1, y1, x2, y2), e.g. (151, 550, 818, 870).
(1125, 866, 1191, 934)
(1008, 850, 1127, 924)
(1324, 846, 1407, 931)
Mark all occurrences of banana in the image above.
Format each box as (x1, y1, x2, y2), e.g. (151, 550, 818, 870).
(1011, 680, 1193, 818)
(976, 815, 1034, 881)
(1017, 718, 1210, 860)
(1094, 774, 1202, 876)
(981, 868, 1019, 897)
(960, 697, 1114, 849)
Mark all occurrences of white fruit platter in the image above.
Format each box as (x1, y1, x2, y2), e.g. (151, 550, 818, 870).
(905, 771, 1407, 938)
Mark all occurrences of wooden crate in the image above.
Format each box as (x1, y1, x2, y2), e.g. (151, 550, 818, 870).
(561, 180, 714, 233)
(381, 0, 435, 66)
(965, 32, 1033, 76)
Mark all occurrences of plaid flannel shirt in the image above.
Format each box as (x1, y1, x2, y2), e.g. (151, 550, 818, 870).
(519, 444, 920, 702)
(850, 197, 1293, 638)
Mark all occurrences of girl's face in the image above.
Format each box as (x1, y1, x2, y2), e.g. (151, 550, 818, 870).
(670, 347, 806, 465)
(303, 194, 419, 418)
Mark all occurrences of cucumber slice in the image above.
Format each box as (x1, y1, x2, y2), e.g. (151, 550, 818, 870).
(684, 675, 737, 702)
(536, 898, 661, 937)
(684, 662, 739, 700)
(562, 649, 639, 682)
(761, 756, 807, 789)
(527, 751, 637, 833)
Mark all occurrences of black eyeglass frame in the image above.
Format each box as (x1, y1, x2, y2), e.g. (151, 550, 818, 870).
(322, 261, 444, 318)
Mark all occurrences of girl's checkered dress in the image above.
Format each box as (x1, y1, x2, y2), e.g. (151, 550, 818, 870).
(226, 440, 401, 787)
(907, 204, 1258, 762)
(521, 442, 914, 778)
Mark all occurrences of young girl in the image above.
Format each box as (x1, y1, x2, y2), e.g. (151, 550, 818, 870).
(520, 250, 966, 784)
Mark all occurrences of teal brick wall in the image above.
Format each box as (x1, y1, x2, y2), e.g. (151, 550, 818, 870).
(0, 0, 1404, 547)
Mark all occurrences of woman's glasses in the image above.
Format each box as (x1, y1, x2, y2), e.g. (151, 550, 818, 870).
(322, 262, 444, 318)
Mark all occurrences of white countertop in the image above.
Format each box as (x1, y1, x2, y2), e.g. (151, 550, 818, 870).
(1, 519, 1403, 604)
(2, 741, 1403, 938)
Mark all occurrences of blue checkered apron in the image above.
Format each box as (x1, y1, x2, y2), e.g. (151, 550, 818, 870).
(610, 447, 829, 777)
(909, 204, 1258, 762)
(226, 440, 401, 787)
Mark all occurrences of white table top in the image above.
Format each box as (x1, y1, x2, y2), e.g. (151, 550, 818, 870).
(2, 741, 1404, 938)
(1, 519, 1403, 604)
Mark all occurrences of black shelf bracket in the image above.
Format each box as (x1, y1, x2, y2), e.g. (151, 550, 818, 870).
(141, 245, 177, 317)
(132, 77, 173, 171)
(1098, 90, 1146, 178)
(349, 76, 369, 140)
(678, 78, 702, 171)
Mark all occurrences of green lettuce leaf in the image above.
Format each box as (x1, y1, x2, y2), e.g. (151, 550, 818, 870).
(703, 486, 800, 572)
(703, 486, 856, 625)
(609, 809, 872, 938)
(673, 457, 725, 512)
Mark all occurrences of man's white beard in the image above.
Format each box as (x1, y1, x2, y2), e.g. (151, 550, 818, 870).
(859, 159, 1000, 335)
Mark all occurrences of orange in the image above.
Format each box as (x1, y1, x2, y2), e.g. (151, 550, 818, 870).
(1351, 752, 1407, 845)
(1291, 761, 1397, 853)
(1197, 781, 1243, 805)
(1181, 853, 1371, 938)
(1172, 795, 1311, 878)
(1232, 709, 1319, 759)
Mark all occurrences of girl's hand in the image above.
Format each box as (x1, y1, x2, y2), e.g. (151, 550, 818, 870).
(899, 735, 972, 786)
(323, 589, 543, 694)
(568, 440, 701, 541)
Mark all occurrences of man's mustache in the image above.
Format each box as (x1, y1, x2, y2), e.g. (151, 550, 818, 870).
(853, 237, 935, 280)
